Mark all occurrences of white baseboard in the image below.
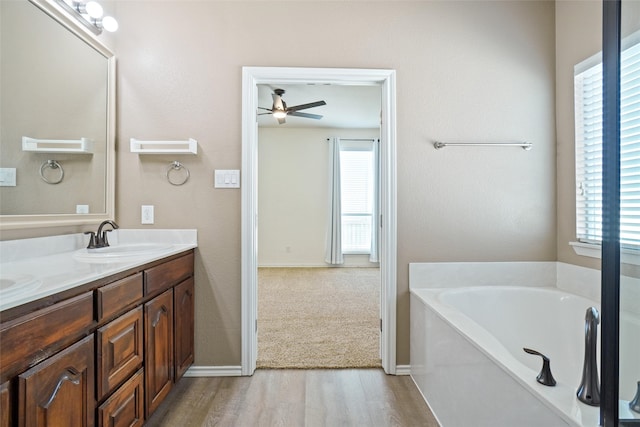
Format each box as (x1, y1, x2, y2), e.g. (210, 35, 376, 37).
(184, 365, 409, 377)
(395, 365, 411, 375)
(184, 366, 242, 377)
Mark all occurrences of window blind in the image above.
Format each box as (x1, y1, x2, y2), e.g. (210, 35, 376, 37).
(575, 39, 640, 248)
(340, 148, 374, 253)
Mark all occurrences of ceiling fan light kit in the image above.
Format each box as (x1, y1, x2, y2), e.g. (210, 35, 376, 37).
(258, 88, 326, 124)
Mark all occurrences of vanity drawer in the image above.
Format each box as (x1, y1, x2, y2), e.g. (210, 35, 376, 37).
(144, 252, 193, 296)
(96, 306, 143, 400)
(97, 368, 144, 427)
(0, 292, 94, 382)
(96, 273, 143, 322)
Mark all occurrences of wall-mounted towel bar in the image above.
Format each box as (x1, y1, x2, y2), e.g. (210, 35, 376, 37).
(433, 141, 532, 151)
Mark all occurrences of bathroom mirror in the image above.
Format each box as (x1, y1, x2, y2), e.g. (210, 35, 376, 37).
(0, 0, 115, 230)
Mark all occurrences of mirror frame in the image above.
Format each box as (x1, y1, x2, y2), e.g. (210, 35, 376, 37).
(0, 0, 115, 230)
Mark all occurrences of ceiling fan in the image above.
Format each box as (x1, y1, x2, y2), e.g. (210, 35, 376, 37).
(258, 88, 326, 124)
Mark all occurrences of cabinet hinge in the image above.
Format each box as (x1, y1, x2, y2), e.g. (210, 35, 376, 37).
(379, 318, 383, 332)
(255, 319, 258, 333)
(380, 214, 383, 228)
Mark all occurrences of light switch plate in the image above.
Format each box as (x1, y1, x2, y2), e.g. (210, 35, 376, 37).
(0, 168, 16, 186)
(76, 205, 89, 214)
(214, 170, 240, 188)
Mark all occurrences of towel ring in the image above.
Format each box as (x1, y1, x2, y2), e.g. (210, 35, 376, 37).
(39, 160, 64, 184)
(166, 161, 190, 186)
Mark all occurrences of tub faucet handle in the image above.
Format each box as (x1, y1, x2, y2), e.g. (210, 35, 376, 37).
(523, 348, 557, 387)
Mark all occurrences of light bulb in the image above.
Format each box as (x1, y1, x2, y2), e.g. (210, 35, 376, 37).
(84, 1, 103, 18)
(272, 110, 287, 119)
(101, 16, 118, 32)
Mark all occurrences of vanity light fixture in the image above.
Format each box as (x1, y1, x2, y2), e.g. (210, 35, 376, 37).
(75, 1, 102, 19)
(55, 0, 118, 35)
(95, 15, 118, 32)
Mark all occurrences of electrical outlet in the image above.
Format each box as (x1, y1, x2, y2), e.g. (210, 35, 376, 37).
(141, 205, 154, 224)
(76, 205, 89, 214)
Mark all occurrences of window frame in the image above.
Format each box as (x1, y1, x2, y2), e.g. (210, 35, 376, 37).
(573, 30, 640, 261)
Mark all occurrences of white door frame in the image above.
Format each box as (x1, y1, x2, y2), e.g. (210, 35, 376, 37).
(241, 67, 397, 375)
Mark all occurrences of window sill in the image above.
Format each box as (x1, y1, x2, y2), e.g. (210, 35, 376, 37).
(570, 241, 640, 266)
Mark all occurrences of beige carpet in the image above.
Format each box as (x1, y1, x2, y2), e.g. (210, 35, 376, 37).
(257, 267, 381, 369)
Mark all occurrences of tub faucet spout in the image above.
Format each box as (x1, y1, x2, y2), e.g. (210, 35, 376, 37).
(577, 306, 600, 406)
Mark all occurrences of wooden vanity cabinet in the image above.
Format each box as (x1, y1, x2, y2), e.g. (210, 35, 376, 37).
(0, 250, 195, 427)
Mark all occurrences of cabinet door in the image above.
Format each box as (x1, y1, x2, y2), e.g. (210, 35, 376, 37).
(97, 369, 144, 427)
(97, 306, 144, 400)
(174, 278, 194, 380)
(18, 335, 95, 427)
(1, 381, 10, 427)
(144, 289, 174, 418)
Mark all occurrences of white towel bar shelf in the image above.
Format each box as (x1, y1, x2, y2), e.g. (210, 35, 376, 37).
(130, 138, 198, 154)
(22, 136, 93, 153)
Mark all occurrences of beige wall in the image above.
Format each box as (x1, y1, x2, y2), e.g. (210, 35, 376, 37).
(258, 127, 379, 267)
(111, 0, 556, 367)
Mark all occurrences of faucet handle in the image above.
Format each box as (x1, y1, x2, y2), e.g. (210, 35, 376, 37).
(84, 231, 97, 249)
(101, 229, 113, 247)
(524, 348, 557, 387)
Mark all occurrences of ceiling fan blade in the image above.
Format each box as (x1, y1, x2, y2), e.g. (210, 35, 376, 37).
(288, 111, 323, 120)
(258, 107, 273, 111)
(286, 100, 326, 112)
(257, 112, 273, 116)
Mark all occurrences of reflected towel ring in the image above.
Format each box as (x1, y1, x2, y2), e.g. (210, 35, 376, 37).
(39, 160, 64, 184)
(166, 161, 190, 186)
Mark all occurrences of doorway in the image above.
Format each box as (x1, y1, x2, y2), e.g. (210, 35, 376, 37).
(256, 86, 382, 367)
(241, 67, 397, 375)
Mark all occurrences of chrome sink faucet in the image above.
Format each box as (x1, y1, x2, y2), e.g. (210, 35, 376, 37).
(84, 220, 119, 249)
(577, 306, 600, 406)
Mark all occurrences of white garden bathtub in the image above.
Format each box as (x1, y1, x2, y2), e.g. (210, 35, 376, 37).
(410, 285, 640, 427)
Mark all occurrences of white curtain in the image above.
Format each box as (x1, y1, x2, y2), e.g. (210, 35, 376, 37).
(369, 139, 380, 263)
(325, 137, 344, 265)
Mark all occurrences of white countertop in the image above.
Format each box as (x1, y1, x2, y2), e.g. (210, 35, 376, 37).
(0, 229, 197, 312)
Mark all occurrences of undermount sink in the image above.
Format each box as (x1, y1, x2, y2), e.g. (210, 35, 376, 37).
(73, 243, 173, 262)
(0, 274, 42, 297)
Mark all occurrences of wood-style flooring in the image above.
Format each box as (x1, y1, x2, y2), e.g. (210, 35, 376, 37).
(145, 369, 440, 427)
